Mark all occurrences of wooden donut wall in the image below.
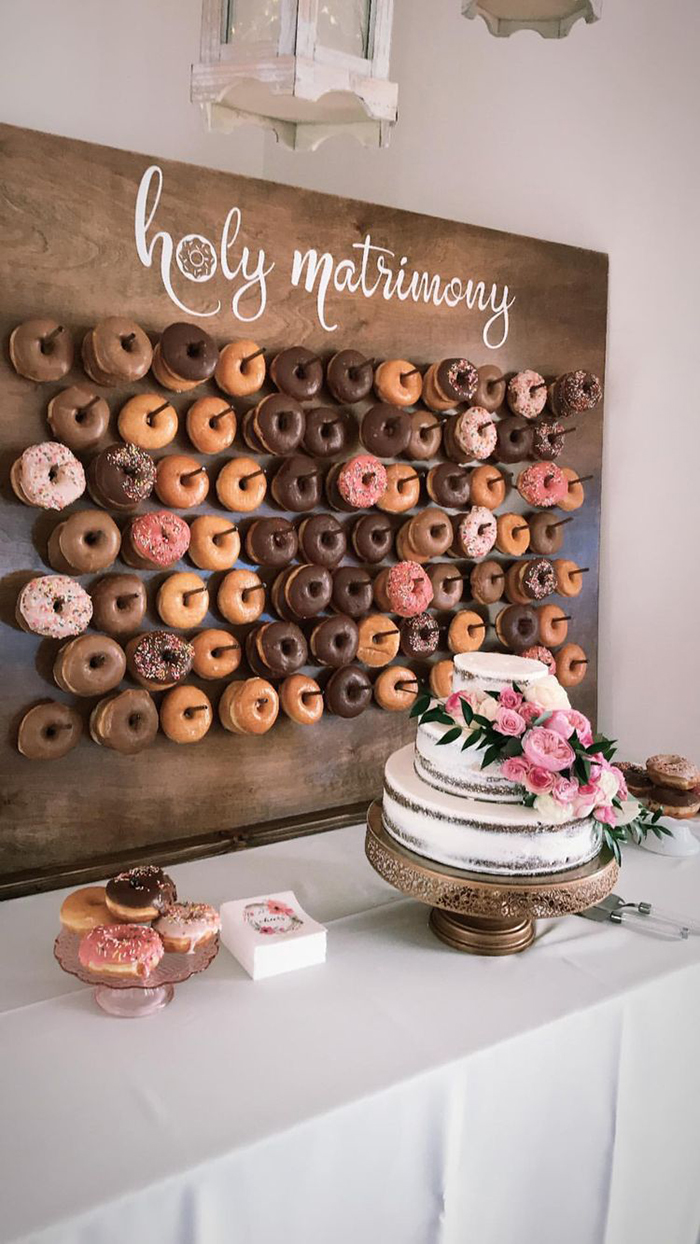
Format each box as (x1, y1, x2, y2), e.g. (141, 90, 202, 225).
(0, 124, 608, 897)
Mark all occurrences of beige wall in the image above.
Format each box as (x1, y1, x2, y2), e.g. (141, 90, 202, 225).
(1, 0, 698, 757)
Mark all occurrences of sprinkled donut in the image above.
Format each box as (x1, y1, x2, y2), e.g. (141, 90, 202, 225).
(517, 462, 568, 508)
(507, 370, 547, 419)
(78, 924, 163, 978)
(87, 443, 156, 512)
(532, 419, 566, 461)
(521, 644, 556, 675)
(446, 407, 497, 462)
(549, 371, 602, 417)
(334, 455, 387, 510)
(521, 557, 556, 601)
(17, 700, 82, 761)
(11, 442, 85, 511)
(16, 575, 92, 639)
(122, 510, 190, 570)
(452, 507, 497, 559)
(385, 561, 433, 618)
(125, 631, 194, 690)
(400, 612, 440, 659)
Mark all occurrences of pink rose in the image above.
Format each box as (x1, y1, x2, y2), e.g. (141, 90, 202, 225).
(499, 687, 523, 709)
(522, 727, 575, 773)
(494, 707, 526, 737)
(445, 690, 478, 719)
(547, 711, 575, 740)
(552, 775, 579, 805)
(519, 701, 541, 726)
(566, 709, 593, 746)
(502, 756, 530, 784)
(609, 766, 628, 801)
(594, 804, 616, 826)
(523, 765, 554, 795)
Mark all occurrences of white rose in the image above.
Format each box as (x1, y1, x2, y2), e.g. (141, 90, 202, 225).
(534, 793, 573, 823)
(595, 769, 620, 805)
(523, 676, 571, 712)
(476, 695, 499, 722)
(613, 797, 641, 826)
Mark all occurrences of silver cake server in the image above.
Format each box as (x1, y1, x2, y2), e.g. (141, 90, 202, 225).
(578, 893, 690, 939)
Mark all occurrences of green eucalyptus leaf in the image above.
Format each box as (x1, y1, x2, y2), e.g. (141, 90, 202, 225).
(436, 726, 462, 747)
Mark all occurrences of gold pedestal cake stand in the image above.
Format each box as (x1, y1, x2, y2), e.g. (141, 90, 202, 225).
(365, 800, 618, 956)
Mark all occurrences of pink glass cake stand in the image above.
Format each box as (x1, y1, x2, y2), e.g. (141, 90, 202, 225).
(54, 929, 219, 1017)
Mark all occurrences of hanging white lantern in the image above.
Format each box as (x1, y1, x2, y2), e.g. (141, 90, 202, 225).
(192, 1, 398, 151)
(461, 0, 602, 38)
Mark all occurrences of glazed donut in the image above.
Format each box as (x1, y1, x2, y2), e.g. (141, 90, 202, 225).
(372, 568, 391, 612)
(54, 633, 126, 696)
(154, 902, 221, 952)
(504, 562, 530, 606)
(246, 517, 298, 568)
(82, 318, 152, 386)
(245, 621, 307, 678)
(122, 510, 191, 570)
(469, 465, 506, 511)
(48, 510, 121, 574)
(186, 396, 237, 455)
(125, 631, 194, 690)
(421, 365, 455, 414)
(555, 642, 588, 687)
(215, 340, 266, 397)
(328, 454, 387, 511)
(16, 575, 92, 639)
(400, 612, 440, 659)
(374, 665, 419, 712)
(87, 444, 156, 512)
(191, 628, 241, 680)
(17, 700, 82, 761)
(89, 688, 159, 753)
(549, 371, 602, 417)
(517, 462, 568, 508)
(376, 464, 421, 514)
(559, 467, 586, 513)
(496, 513, 530, 556)
(271, 455, 322, 512)
(538, 604, 569, 648)
(445, 407, 497, 462)
(310, 615, 359, 668)
(430, 659, 454, 699)
(219, 677, 279, 735)
(326, 351, 373, 404)
(404, 409, 442, 461)
(426, 463, 470, 509)
(216, 456, 267, 513)
(11, 442, 85, 511)
(104, 864, 176, 921)
(159, 685, 213, 744)
(506, 370, 547, 419)
(331, 567, 373, 618)
(90, 574, 147, 637)
(532, 419, 566, 461)
(422, 358, 478, 411)
(59, 886, 113, 933)
(297, 514, 345, 568)
(406, 508, 453, 559)
(474, 365, 506, 413)
(529, 512, 565, 556)
(495, 604, 539, 653)
(448, 610, 487, 654)
(157, 571, 209, 628)
(248, 393, 305, 455)
(521, 644, 556, 675)
(117, 394, 178, 450)
(270, 347, 323, 402)
(152, 322, 218, 391)
(385, 561, 433, 618)
(554, 558, 585, 597)
(218, 569, 265, 625)
(470, 559, 505, 605)
(47, 385, 109, 452)
(360, 405, 412, 457)
(274, 564, 332, 620)
(10, 319, 74, 382)
(495, 416, 534, 464)
(356, 614, 400, 668)
(155, 455, 209, 509)
(374, 359, 422, 407)
(452, 507, 497, 559)
(646, 754, 700, 792)
(280, 674, 324, 725)
(351, 513, 393, 564)
(324, 665, 372, 718)
(78, 924, 164, 979)
(521, 558, 556, 601)
(427, 563, 463, 611)
(302, 407, 353, 459)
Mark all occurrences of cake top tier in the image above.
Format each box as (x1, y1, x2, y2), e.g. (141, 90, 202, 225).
(453, 652, 548, 694)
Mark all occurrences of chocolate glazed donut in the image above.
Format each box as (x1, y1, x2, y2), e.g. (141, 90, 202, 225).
(310, 615, 359, 668)
(275, 564, 333, 620)
(360, 405, 412, 457)
(495, 416, 534, 464)
(90, 574, 147, 636)
(351, 513, 394, 564)
(271, 347, 323, 401)
(160, 323, 218, 383)
(246, 621, 308, 677)
(331, 567, 373, 618)
(245, 517, 299, 567)
(271, 455, 323, 512)
(427, 563, 463, 610)
(326, 351, 374, 404)
(324, 664, 372, 718)
(498, 604, 539, 653)
(426, 463, 471, 508)
(302, 407, 353, 458)
(529, 512, 565, 556)
(297, 514, 347, 568)
(404, 410, 442, 461)
(474, 365, 507, 413)
(252, 393, 306, 455)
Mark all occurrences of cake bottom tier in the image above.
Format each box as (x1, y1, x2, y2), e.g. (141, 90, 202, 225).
(382, 746, 601, 877)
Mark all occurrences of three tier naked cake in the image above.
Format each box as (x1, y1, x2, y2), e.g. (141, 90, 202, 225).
(381, 652, 603, 877)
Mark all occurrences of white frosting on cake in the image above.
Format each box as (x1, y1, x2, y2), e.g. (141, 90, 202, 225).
(415, 719, 524, 802)
(452, 652, 548, 695)
(383, 746, 600, 876)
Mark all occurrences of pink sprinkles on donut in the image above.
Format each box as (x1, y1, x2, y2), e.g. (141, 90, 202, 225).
(386, 561, 433, 617)
(131, 511, 190, 566)
(133, 631, 194, 683)
(18, 575, 93, 638)
(337, 454, 387, 508)
(517, 462, 568, 508)
(105, 443, 156, 502)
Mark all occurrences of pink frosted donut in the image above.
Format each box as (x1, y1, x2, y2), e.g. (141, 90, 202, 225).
(17, 575, 93, 638)
(129, 511, 191, 568)
(507, 371, 547, 420)
(455, 506, 497, 558)
(78, 923, 164, 979)
(517, 462, 568, 508)
(453, 406, 497, 461)
(521, 644, 556, 674)
(386, 561, 433, 617)
(12, 442, 85, 510)
(337, 454, 387, 508)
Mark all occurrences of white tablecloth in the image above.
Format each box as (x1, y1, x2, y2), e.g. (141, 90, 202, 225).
(2, 824, 700, 1244)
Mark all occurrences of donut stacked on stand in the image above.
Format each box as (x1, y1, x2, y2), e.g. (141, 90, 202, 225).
(8, 315, 602, 756)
